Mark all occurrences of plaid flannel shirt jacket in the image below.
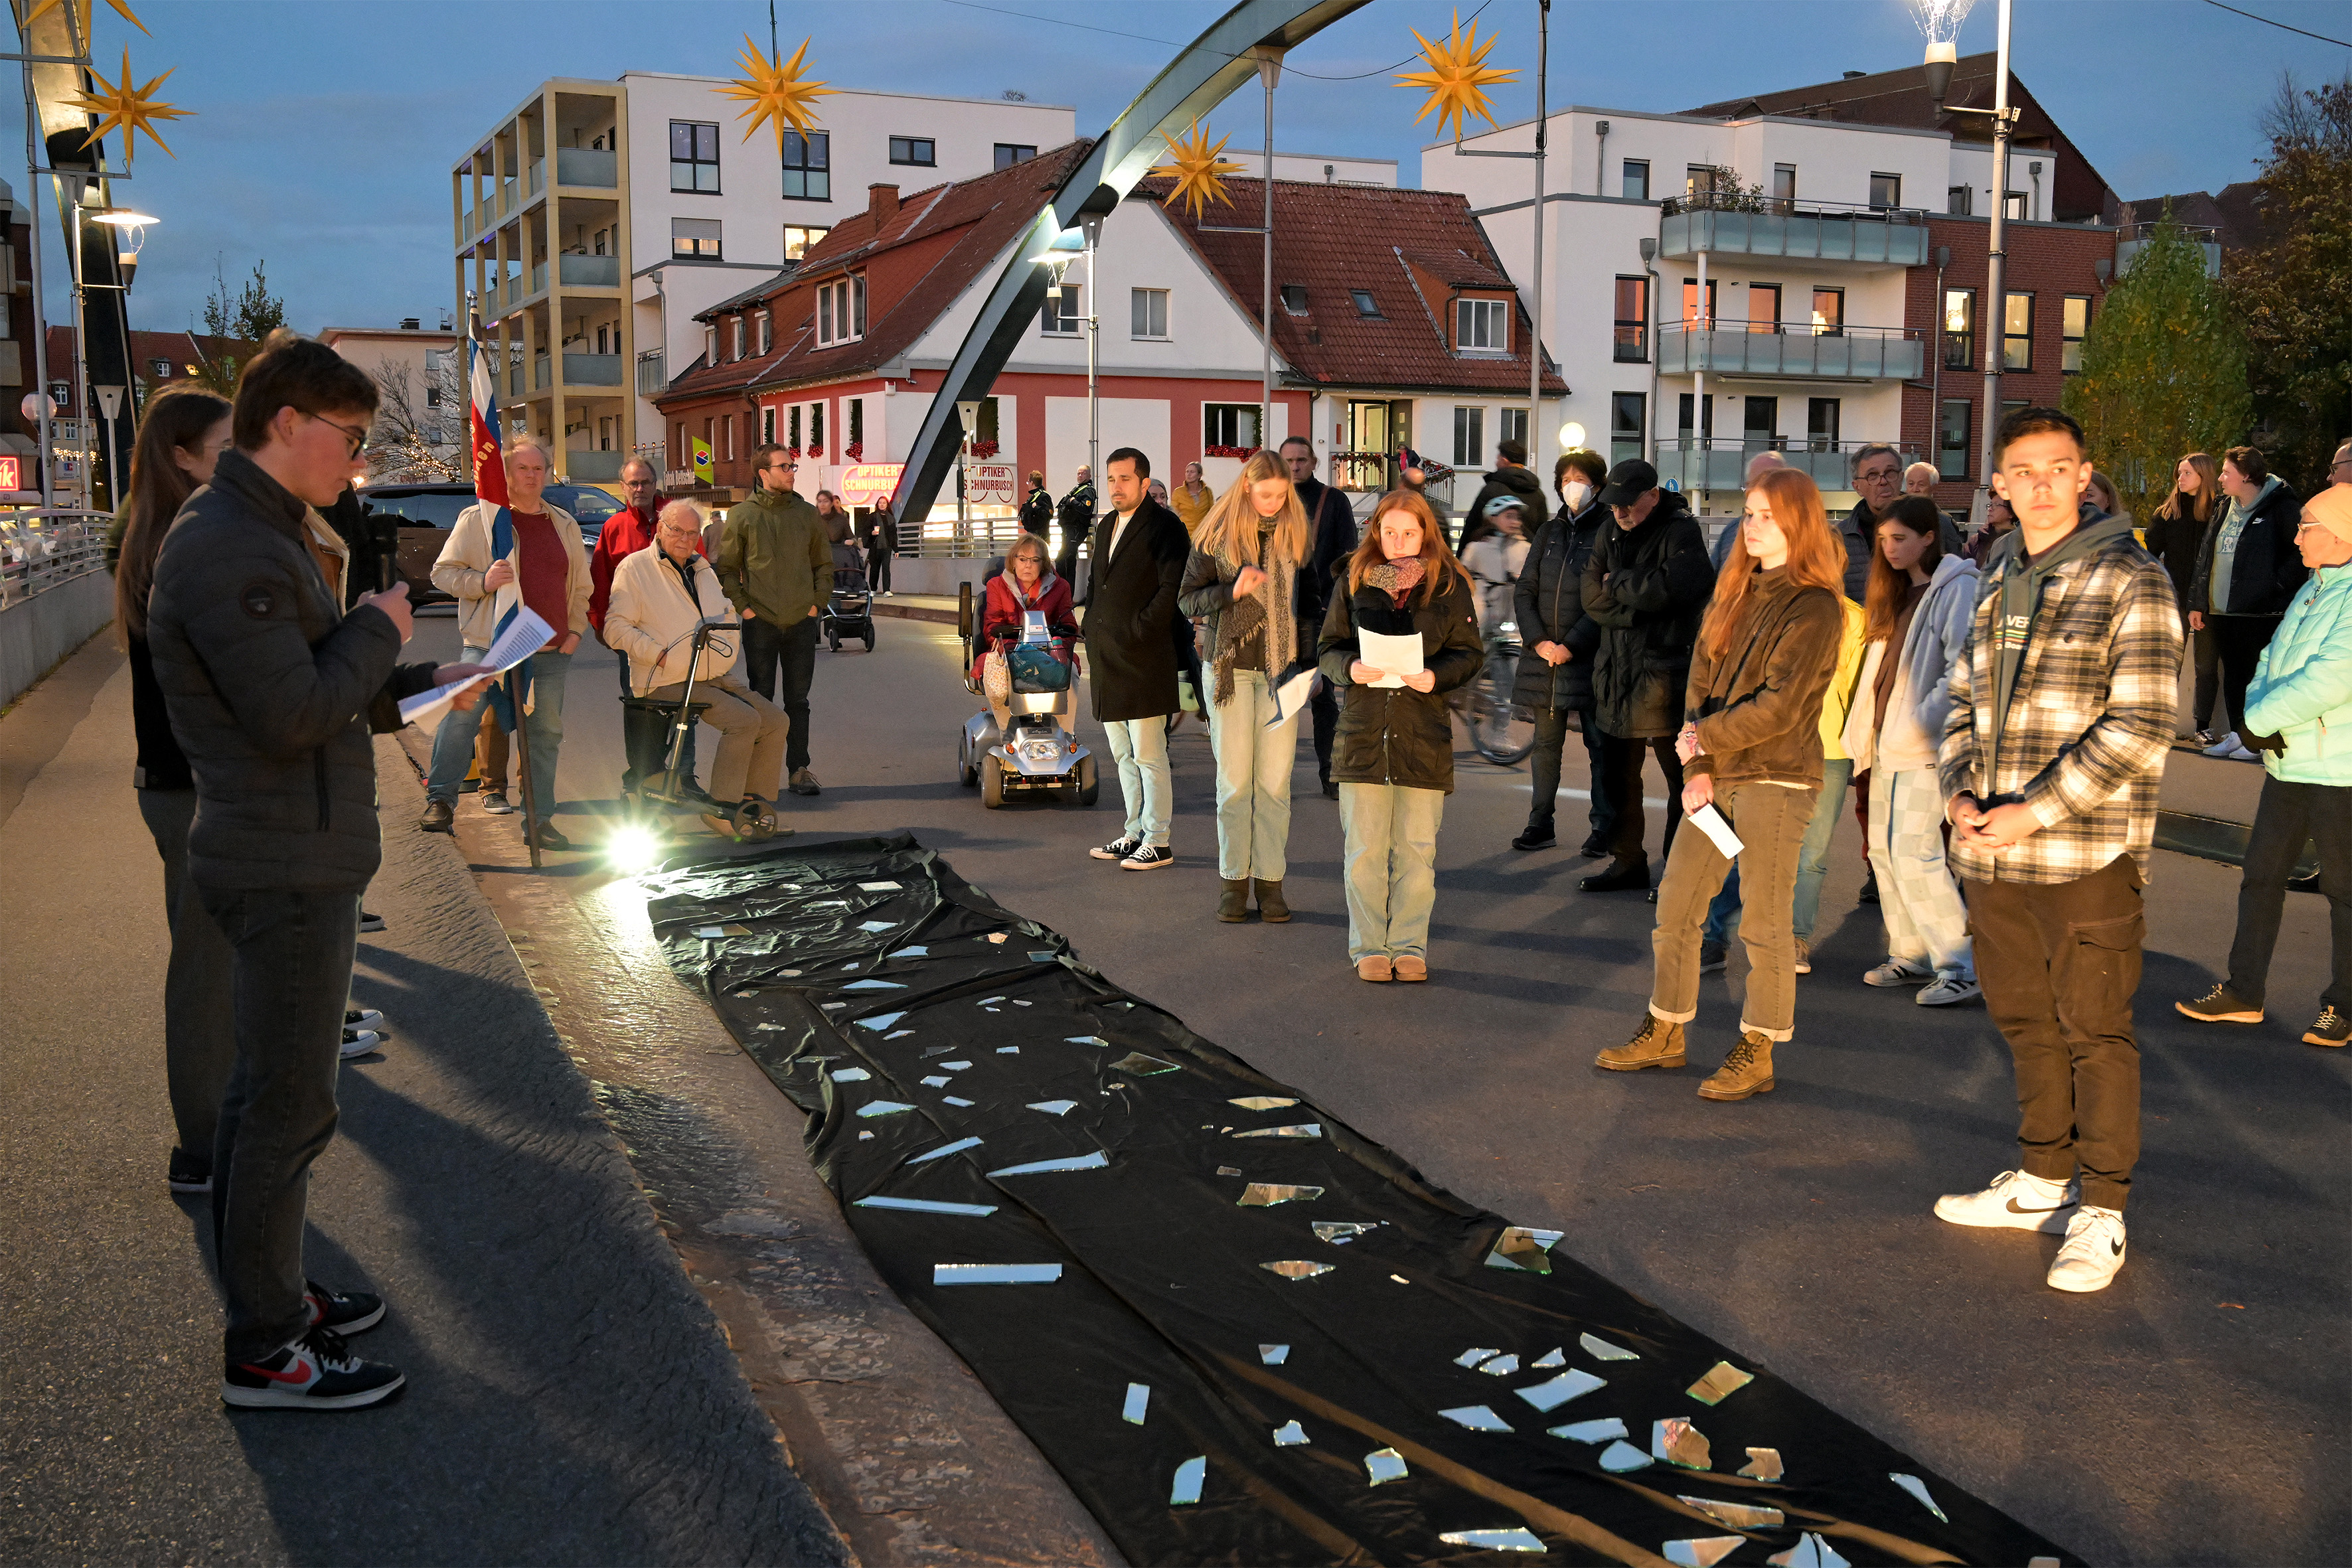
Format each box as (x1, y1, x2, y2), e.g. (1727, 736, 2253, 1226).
(1937, 531, 2185, 886)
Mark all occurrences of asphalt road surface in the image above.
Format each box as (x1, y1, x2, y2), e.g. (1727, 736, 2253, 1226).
(408, 603, 2348, 1568)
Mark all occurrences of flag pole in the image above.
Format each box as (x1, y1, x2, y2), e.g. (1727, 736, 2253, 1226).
(511, 667, 542, 869)
(466, 297, 540, 868)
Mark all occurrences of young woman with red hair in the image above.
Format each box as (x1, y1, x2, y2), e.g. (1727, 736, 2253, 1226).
(1597, 468, 1847, 1099)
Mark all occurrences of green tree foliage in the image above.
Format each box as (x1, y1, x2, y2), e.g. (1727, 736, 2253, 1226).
(2227, 75, 2352, 495)
(189, 258, 289, 396)
(2064, 214, 2249, 522)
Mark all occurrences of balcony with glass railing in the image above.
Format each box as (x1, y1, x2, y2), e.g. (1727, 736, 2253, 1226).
(556, 147, 618, 189)
(1658, 193, 1929, 267)
(562, 353, 625, 388)
(560, 253, 621, 288)
(1652, 438, 1923, 495)
(635, 351, 666, 395)
(1658, 322, 1923, 380)
(2115, 221, 2220, 279)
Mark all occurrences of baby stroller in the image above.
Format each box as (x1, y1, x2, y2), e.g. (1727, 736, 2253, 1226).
(620, 617, 784, 842)
(823, 542, 875, 651)
(957, 581, 1097, 809)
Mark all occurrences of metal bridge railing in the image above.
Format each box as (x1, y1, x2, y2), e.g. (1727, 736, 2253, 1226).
(1, 509, 114, 612)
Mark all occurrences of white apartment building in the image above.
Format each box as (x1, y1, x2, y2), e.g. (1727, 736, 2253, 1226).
(451, 74, 1071, 482)
(1216, 148, 1397, 187)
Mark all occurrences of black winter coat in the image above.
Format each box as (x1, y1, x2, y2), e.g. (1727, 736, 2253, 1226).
(1460, 464, 1549, 547)
(1079, 499, 1189, 721)
(1297, 475, 1358, 627)
(146, 449, 439, 893)
(1316, 571, 1484, 793)
(2140, 493, 2213, 605)
(1056, 483, 1097, 546)
(2191, 479, 2306, 618)
(1512, 497, 1609, 714)
(1019, 485, 1055, 536)
(1581, 493, 1711, 739)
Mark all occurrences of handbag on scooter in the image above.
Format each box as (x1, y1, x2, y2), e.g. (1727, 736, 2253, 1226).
(982, 649, 1012, 702)
(1009, 642, 1071, 693)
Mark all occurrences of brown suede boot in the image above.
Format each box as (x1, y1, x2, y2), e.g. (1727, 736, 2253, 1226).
(1253, 878, 1291, 922)
(1217, 880, 1251, 922)
(1698, 1031, 1777, 1101)
(1596, 1015, 1686, 1071)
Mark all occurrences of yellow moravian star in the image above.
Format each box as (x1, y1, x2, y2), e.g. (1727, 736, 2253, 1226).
(1150, 121, 1244, 220)
(719, 35, 834, 151)
(1397, 10, 1517, 145)
(23, 0, 149, 41)
(68, 45, 189, 162)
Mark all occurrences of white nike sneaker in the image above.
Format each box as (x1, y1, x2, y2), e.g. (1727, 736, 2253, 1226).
(1933, 1168, 2079, 1233)
(2201, 732, 2242, 758)
(2047, 1206, 2127, 1293)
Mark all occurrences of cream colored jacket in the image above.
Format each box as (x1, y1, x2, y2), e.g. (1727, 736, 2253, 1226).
(604, 542, 740, 695)
(431, 501, 591, 647)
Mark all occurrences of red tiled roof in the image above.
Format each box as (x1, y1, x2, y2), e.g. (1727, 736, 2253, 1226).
(1143, 176, 1563, 396)
(42, 327, 250, 413)
(655, 139, 1093, 410)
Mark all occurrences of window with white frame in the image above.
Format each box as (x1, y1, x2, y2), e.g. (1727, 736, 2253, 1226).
(1498, 408, 1528, 449)
(1456, 297, 1508, 353)
(1204, 404, 1260, 451)
(730, 317, 744, 360)
(1040, 282, 1081, 335)
(1131, 287, 1169, 340)
(816, 275, 867, 347)
(755, 312, 771, 354)
(702, 325, 716, 366)
(1451, 406, 1485, 468)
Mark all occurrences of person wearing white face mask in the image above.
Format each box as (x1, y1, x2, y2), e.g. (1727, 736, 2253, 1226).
(1509, 449, 1615, 853)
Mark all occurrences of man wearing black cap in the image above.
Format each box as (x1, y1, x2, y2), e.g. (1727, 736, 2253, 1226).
(1579, 458, 1711, 894)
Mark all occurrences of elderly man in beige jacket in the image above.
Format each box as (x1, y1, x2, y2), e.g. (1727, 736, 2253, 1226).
(419, 439, 591, 848)
(607, 501, 791, 839)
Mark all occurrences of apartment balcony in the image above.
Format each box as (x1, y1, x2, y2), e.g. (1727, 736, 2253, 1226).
(2116, 222, 2220, 279)
(562, 353, 625, 388)
(556, 148, 617, 189)
(1658, 323, 1924, 382)
(1653, 438, 1924, 495)
(560, 253, 621, 289)
(635, 351, 666, 395)
(1658, 194, 1928, 268)
(564, 449, 627, 482)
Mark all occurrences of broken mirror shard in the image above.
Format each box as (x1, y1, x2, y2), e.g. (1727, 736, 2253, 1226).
(1216, 1166, 1243, 1178)
(939, 1061, 973, 1071)
(1549, 1417, 1628, 1444)
(1364, 1448, 1411, 1486)
(985, 1152, 1110, 1177)
(1531, 1347, 1566, 1369)
(1484, 1226, 1564, 1273)
(858, 920, 894, 933)
(1108, 1052, 1181, 1075)
(942, 1097, 975, 1107)
(1515, 1369, 1607, 1412)
(690, 924, 751, 938)
(1122, 1383, 1150, 1426)
(1312, 1221, 1381, 1244)
(1598, 1441, 1653, 1473)
(1066, 1036, 1109, 1048)
(1169, 1456, 1205, 1507)
(887, 947, 929, 959)
(886, 1030, 915, 1041)
(857, 1131, 874, 1140)
(1456, 1348, 1504, 1369)
(920, 1076, 952, 1088)
(1653, 1419, 1712, 1471)
(1271, 1420, 1308, 1447)
(858, 881, 903, 892)
(1258, 1260, 1334, 1281)
(1739, 1448, 1784, 1482)
(1686, 1362, 1755, 1407)
(842, 979, 905, 990)
(1662, 1538, 1743, 1568)
(976, 996, 1006, 1006)
(1678, 1496, 1785, 1529)
(905, 1136, 982, 1164)
(1237, 1183, 1324, 1207)
(1889, 1473, 1949, 1524)
(1581, 1333, 1641, 1362)
(1259, 1344, 1290, 1365)
(1028, 1100, 1081, 1117)
(856, 1012, 906, 1032)
(1766, 1534, 1851, 1568)
(1028, 951, 1056, 962)
(996, 1046, 1020, 1055)
(932, 1263, 1061, 1285)
(1439, 1529, 1545, 1554)
(856, 1101, 917, 1119)
(1231, 1123, 1322, 1140)
(1228, 1096, 1300, 1111)
(830, 1067, 871, 1082)
(1438, 1405, 1514, 1432)
(1478, 1354, 1521, 1377)
(852, 1196, 998, 1217)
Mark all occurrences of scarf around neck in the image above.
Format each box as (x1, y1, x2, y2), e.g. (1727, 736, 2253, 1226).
(1365, 556, 1425, 601)
(1212, 520, 1297, 707)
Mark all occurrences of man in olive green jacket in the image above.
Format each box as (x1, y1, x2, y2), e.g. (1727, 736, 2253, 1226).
(716, 444, 831, 793)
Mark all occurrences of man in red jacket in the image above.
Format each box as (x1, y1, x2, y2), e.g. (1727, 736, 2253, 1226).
(589, 456, 702, 794)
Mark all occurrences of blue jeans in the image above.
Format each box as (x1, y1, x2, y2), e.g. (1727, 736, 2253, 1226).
(1100, 716, 1172, 846)
(428, 647, 572, 823)
(1702, 757, 1855, 947)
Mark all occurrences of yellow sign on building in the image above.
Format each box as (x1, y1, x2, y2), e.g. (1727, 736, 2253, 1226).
(691, 435, 714, 484)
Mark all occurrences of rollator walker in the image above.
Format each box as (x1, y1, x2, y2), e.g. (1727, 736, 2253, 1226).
(957, 580, 1097, 809)
(620, 616, 783, 840)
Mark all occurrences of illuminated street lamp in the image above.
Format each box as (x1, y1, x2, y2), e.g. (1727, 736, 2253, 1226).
(91, 206, 154, 290)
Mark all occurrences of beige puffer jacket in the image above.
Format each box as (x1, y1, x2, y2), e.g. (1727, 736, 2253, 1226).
(431, 501, 591, 647)
(604, 542, 740, 695)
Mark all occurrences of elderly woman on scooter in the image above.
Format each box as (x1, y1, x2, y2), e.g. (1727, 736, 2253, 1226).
(606, 500, 791, 839)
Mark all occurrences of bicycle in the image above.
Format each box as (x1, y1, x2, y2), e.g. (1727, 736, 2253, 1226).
(1455, 621, 1535, 765)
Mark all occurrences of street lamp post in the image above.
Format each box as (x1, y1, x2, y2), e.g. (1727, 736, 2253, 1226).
(1080, 211, 1103, 499)
(1922, 0, 2017, 525)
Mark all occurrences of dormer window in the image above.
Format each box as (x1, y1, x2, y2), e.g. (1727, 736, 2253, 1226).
(730, 317, 745, 360)
(1350, 289, 1380, 317)
(816, 274, 867, 347)
(1455, 297, 1509, 353)
(756, 311, 772, 354)
(702, 325, 716, 366)
(1280, 284, 1308, 315)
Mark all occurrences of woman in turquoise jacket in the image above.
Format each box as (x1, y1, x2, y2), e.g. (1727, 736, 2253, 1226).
(2177, 483, 2352, 1047)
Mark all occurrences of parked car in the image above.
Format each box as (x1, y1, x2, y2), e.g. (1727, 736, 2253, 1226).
(362, 481, 625, 604)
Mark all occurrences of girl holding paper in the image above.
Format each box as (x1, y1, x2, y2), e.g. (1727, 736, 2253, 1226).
(1841, 496, 1981, 1006)
(1316, 490, 1483, 981)
(1597, 469, 1845, 1099)
(1178, 451, 1316, 923)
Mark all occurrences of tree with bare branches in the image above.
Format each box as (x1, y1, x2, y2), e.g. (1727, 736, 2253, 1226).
(366, 357, 464, 482)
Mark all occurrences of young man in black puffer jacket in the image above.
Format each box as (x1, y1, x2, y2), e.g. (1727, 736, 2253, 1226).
(147, 332, 485, 1413)
(1579, 459, 1712, 894)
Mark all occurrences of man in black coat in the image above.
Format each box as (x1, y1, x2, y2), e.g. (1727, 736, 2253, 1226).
(1285, 435, 1360, 797)
(1080, 447, 1187, 869)
(1460, 437, 1549, 550)
(1511, 449, 1613, 853)
(1052, 464, 1096, 586)
(1579, 459, 1712, 893)
(1019, 470, 1054, 538)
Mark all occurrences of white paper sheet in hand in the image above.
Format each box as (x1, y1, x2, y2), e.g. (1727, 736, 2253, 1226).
(1356, 629, 1425, 690)
(1689, 803, 1744, 858)
(396, 605, 558, 726)
(1266, 666, 1318, 727)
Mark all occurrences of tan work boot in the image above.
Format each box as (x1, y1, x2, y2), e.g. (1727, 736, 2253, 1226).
(1253, 878, 1291, 923)
(1698, 1031, 1777, 1101)
(1597, 1015, 1686, 1071)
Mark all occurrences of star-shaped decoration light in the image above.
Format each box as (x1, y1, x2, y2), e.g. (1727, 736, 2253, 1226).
(23, 0, 149, 42)
(1396, 10, 1517, 145)
(66, 46, 189, 162)
(718, 35, 834, 152)
(1150, 121, 1244, 220)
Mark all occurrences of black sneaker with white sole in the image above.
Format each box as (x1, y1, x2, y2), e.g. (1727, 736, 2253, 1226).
(1090, 835, 1141, 862)
(167, 1149, 211, 1194)
(345, 1006, 384, 1032)
(305, 1279, 386, 1335)
(339, 1028, 385, 1061)
(221, 1326, 404, 1410)
(358, 910, 387, 933)
(1120, 844, 1174, 871)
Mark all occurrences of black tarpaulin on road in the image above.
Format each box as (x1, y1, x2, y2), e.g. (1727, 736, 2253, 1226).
(646, 832, 2075, 1568)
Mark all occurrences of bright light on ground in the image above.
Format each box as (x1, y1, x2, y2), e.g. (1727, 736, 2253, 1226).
(603, 822, 667, 873)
